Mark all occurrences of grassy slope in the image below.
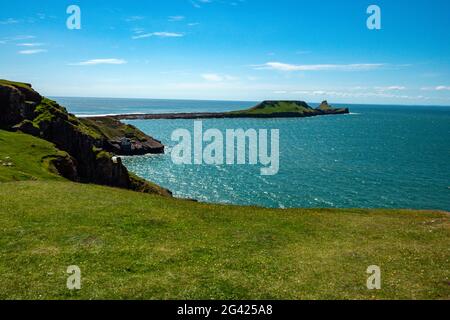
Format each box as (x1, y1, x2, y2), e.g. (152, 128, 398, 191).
(0, 181, 448, 300)
(32, 98, 102, 140)
(79, 117, 149, 142)
(230, 101, 316, 116)
(0, 130, 449, 300)
(0, 79, 34, 91)
(0, 130, 66, 182)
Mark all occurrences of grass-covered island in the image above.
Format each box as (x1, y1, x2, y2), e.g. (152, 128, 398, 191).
(109, 100, 349, 120)
(0, 80, 449, 300)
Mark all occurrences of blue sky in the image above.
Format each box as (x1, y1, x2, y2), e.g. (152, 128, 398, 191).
(1, 0, 450, 105)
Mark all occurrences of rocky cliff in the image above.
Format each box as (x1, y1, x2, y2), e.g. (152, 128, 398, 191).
(0, 80, 171, 196)
(80, 117, 164, 155)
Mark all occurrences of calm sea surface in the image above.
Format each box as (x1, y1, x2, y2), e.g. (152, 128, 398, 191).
(53, 97, 450, 211)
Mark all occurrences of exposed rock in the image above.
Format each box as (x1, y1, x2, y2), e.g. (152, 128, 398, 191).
(45, 154, 78, 181)
(80, 117, 165, 155)
(0, 84, 27, 127)
(128, 173, 173, 197)
(13, 120, 40, 136)
(317, 100, 332, 111)
(316, 100, 349, 114)
(0, 80, 171, 196)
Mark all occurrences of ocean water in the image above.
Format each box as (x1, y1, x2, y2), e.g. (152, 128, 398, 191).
(54, 97, 450, 211)
(52, 96, 256, 117)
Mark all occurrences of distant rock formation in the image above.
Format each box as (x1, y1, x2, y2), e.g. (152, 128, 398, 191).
(317, 100, 332, 111)
(111, 100, 349, 120)
(0, 80, 171, 196)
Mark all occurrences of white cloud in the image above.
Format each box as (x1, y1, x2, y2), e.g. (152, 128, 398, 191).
(254, 62, 385, 72)
(276, 89, 430, 101)
(421, 86, 450, 91)
(12, 35, 36, 40)
(132, 32, 184, 39)
(375, 86, 406, 91)
(70, 59, 127, 66)
(223, 75, 238, 81)
(202, 74, 224, 82)
(17, 43, 44, 47)
(18, 49, 47, 55)
(0, 18, 20, 25)
(125, 16, 144, 22)
(201, 73, 238, 82)
(169, 16, 185, 22)
(190, 0, 212, 8)
(188, 22, 200, 26)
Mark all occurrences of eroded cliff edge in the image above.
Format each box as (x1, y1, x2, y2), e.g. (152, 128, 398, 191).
(0, 80, 171, 196)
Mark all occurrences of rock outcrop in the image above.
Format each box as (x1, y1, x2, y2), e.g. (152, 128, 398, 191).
(0, 81, 40, 127)
(0, 80, 171, 196)
(80, 117, 165, 155)
(316, 100, 348, 114)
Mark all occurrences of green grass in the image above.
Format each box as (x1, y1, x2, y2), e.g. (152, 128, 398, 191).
(0, 129, 448, 300)
(0, 79, 33, 91)
(0, 181, 448, 300)
(0, 130, 66, 182)
(230, 101, 316, 116)
(79, 117, 149, 142)
(32, 98, 102, 140)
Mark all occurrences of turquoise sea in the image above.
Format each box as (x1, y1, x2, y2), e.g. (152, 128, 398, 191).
(53, 97, 450, 211)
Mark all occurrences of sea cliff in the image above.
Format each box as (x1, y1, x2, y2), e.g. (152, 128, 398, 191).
(0, 80, 171, 196)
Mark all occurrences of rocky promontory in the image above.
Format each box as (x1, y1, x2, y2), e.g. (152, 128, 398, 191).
(112, 100, 349, 120)
(0, 80, 171, 196)
(79, 116, 165, 155)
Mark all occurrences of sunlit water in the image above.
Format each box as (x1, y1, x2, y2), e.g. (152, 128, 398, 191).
(55, 97, 450, 210)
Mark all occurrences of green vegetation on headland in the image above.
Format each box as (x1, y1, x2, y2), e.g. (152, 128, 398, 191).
(0, 79, 169, 195)
(79, 117, 164, 155)
(230, 100, 349, 116)
(0, 80, 449, 300)
(112, 100, 349, 120)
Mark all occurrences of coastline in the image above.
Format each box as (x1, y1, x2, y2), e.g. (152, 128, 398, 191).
(1, 81, 449, 300)
(104, 108, 350, 121)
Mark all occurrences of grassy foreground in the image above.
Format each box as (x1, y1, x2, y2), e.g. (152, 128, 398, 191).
(0, 181, 449, 300)
(0, 129, 449, 299)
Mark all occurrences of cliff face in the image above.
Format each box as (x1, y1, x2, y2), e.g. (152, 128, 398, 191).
(80, 117, 165, 155)
(0, 81, 40, 127)
(316, 100, 349, 114)
(0, 80, 171, 196)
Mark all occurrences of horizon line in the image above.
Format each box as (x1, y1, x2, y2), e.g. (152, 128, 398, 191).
(48, 95, 450, 108)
